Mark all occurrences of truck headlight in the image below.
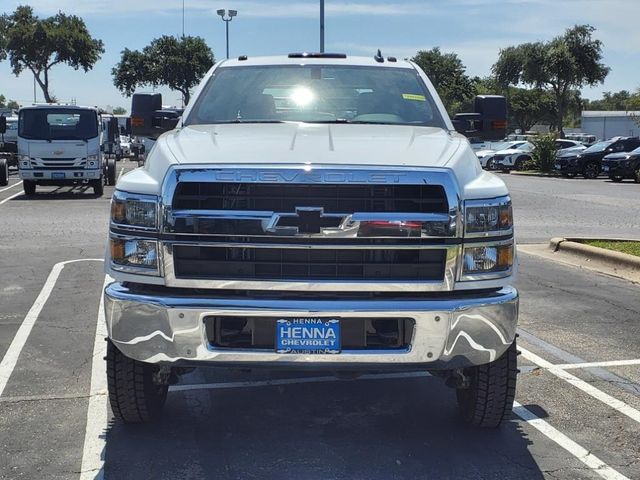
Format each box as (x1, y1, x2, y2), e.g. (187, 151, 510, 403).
(464, 196, 512, 237)
(111, 191, 158, 230)
(461, 242, 514, 279)
(18, 154, 31, 169)
(87, 154, 99, 169)
(110, 236, 159, 274)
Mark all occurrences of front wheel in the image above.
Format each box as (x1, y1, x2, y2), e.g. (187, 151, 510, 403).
(23, 180, 36, 196)
(0, 158, 8, 186)
(583, 162, 600, 179)
(106, 340, 168, 424)
(456, 341, 517, 428)
(92, 178, 104, 196)
(634, 167, 640, 184)
(610, 176, 623, 183)
(486, 159, 495, 170)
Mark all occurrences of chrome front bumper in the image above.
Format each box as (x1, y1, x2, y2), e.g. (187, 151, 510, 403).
(104, 283, 518, 370)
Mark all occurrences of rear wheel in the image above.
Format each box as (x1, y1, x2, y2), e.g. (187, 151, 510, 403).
(456, 341, 517, 428)
(486, 158, 495, 170)
(23, 180, 36, 196)
(106, 158, 117, 186)
(634, 167, 640, 184)
(514, 156, 529, 171)
(0, 158, 8, 186)
(583, 162, 599, 179)
(106, 340, 168, 424)
(610, 176, 623, 183)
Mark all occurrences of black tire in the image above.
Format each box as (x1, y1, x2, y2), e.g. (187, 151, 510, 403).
(106, 158, 117, 186)
(456, 341, 517, 428)
(515, 156, 530, 171)
(610, 176, 623, 183)
(92, 178, 104, 196)
(486, 159, 495, 170)
(106, 340, 168, 424)
(23, 180, 36, 196)
(0, 158, 8, 186)
(634, 167, 640, 184)
(583, 162, 599, 179)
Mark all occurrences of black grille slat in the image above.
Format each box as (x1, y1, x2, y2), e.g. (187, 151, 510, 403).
(173, 245, 445, 281)
(172, 182, 448, 213)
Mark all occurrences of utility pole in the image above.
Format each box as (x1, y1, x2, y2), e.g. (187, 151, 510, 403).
(217, 9, 238, 59)
(320, 0, 325, 53)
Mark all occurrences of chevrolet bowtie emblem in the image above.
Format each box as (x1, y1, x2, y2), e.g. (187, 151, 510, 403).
(267, 207, 345, 235)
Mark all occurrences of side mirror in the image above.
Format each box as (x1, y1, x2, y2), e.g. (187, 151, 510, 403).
(131, 93, 181, 139)
(0, 116, 6, 135)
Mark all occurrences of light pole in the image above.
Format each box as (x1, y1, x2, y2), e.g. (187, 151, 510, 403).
(320, 0, 325, 53)
(216, 9, 237, 59)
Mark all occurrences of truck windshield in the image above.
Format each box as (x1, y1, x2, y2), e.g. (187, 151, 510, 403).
(19, 108, 99, 141)
(186, 65, 446, 128)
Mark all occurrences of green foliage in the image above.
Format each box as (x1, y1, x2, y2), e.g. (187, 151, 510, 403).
(1, 6, 104, 103)
(492, 25, 609, 135)
(0, 94, 19, 110)
(112, 106, 127, 115)
(584, 89, 640, 111)
(531, 133, 558, 172)
(508, 88, 555, 132)
(581, 240, 640, 258)
(112, 36, 214, 105)
(411, 47, 475, 115)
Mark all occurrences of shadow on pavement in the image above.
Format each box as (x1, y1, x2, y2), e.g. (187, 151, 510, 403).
(105, 374, 544, 480)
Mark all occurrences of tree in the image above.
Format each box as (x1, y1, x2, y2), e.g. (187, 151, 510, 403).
(1, 6, 104, 103)
(411, 47, 475, 115)
(492, 25, 609, 136)
(112, 36, 214, 105)
(112, 106, 127, 115)
(0, 94, 19, 111)
(508, 88, 555, 132)
(584, 89, 640, 111)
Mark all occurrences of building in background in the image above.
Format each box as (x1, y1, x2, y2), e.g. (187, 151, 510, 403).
(581, 111, 640, 140)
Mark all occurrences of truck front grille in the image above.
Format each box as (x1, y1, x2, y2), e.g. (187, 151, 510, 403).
(172, 182, 448, 214)
(173, 245, 446, 281)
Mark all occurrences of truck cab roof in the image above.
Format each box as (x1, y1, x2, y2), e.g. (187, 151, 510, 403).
(219, 54, 415, 69)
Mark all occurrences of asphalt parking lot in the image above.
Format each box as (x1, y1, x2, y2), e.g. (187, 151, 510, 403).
(0, 166, 639, 480)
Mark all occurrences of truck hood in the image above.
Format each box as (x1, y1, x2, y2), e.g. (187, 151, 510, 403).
(165, 123, 463, 169)
(26, 140, 90, 159)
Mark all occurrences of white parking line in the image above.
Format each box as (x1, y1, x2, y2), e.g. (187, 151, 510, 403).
(553, 359, 640, 370)
(0, 259, 104, 398)
(117, 167, 124, 182)
(79, 275, 111, 480)
(513, 402, 629, 480)
(0, 190, 22, 205)
(0, 180, 22, 193)
(520, 346, 640, 424)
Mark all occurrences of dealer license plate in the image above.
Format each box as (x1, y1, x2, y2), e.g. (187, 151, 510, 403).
(52, 172, 65, 179)
(276, 318, 341, 354)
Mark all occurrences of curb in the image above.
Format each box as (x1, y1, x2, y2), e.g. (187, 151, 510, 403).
(510, 171, 560, 177)
(550, 237, 640, 272)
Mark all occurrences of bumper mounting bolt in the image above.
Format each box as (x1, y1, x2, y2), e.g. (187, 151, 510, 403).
(435, 316, 441, 322)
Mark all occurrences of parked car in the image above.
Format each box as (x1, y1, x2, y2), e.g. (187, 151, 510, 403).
(477, 141, 528, 170)
(602, 145, 640, 183)
(495, 142, 534, 171)
(565, 133, 597, 146)
(555, 137, 640, 179)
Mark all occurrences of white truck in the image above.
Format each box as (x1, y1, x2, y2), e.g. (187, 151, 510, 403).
(104, 53, 518, 428)
(16, 105, 117, 196)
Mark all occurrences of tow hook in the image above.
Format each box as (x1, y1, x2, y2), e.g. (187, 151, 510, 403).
(444, 369, 471, 389)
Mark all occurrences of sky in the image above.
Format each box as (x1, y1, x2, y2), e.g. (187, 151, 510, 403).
(2, 0, 640, 111)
